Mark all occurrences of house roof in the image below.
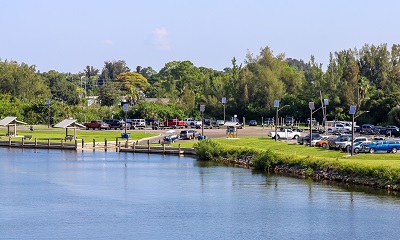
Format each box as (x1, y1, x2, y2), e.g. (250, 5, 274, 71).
(53, 119, 85, 128)
(0, 116, 27, 126)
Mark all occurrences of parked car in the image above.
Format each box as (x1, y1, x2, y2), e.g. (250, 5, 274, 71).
(311, 136, 329, 147)
(216, 120, 225, 128)
(263, 118, 274, 127)
(336, 136, 369, 152)
(328, 134, 352, 150)
(179, 129, 199, 140)
(130, 119, 146, 129)
(285, 116, 295, 126)
(350, 141, 371, 154)
(269, 128, 301, 140)
(297, 133, 321, 145)
(249, 120, 257, 126)
(83, 120, 110, 130)
(360, 124, 374, 134)
(104, 119, 123, 130)
(306, 118, 317, 127)
(360, 140, 400, 153)
(315, 136, 332, 148)
(385, 126, 400, 137)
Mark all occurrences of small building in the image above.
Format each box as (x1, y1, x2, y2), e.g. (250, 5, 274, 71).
(0, 116, 27, 137)
(53, 119, 85, 140)
(224, 121, 240, 138)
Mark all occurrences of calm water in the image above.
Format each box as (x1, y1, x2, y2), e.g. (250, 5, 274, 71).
(1, 148, 400, 240)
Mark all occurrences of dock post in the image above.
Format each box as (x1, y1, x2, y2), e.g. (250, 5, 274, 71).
(133, 143, 136, 153)
(179, 144, 181, 154)
(61, 139, 64, 148)
(148, 140, 150, 153)
(35, 138, 37, 146)
(22, 137, 24, 146)
(105, 138, 107, 151)
(47, 139, 50, 148)
(163, 143, 165, 154)
(9, 137, 11, 146)
(81, 139, 84, 149)
(125, 139, 128, 148)
(74, 139, 78, 149)
(117, 142, 120, 152)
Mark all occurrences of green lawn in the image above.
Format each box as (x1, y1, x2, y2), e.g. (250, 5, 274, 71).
(170, 136, 400, 169)
(0, 125, 158, 143)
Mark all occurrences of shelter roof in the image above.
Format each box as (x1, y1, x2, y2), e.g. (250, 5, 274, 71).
(0, 116, 27, 126)
(224, 121, 240, 127)
(53, 119, 85, 128)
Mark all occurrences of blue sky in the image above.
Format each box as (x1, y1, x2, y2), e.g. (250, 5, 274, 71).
(1, 0, 399, 73)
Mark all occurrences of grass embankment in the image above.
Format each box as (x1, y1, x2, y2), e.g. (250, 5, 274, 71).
(0, 125, 159, 143)
(190, 137, 400, 190)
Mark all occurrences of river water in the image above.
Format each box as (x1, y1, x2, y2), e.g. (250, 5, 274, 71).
(1, 148, 400, 240)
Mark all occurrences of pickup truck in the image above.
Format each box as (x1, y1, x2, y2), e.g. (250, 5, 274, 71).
(327, 123, 351, 134)
(360, 140, 400, 153)
(165, 119, 186, 129)
(83, 120, 110, 130)
(184, 118, 199, 128)
(268, 128, 301, 140)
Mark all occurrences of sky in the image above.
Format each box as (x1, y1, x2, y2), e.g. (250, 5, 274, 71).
(1, 0, 400, 74)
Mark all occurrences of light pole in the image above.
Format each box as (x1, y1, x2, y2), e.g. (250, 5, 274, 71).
(200, 105, 205, 136)
(309, 102, 315, 146)
(274, 100, 289, 142)
(123, 103, 128, 136)
(46, 99, 51, 128)
(222, 97, 226, 123)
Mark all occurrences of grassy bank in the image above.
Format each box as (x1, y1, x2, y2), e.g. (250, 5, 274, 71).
(192, 137, 400, 190)
(0, 125, 158, 143)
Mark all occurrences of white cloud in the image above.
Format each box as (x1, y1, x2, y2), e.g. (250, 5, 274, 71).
(153, 27, 171, 50)
(104, 39, 113, 45)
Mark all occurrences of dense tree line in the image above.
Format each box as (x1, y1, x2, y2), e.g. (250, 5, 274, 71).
(1, 43, 400, 126)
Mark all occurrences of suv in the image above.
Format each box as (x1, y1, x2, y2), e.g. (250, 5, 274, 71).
(285, 116, 295, 126)
(128, 119, 145, 129)
(104, 119, 123, 130)
(249, 120, 257, 126)
(385, 125, 400, 137)
(336, 136, 369, 152)
(263, 118, 274, 127)
(180, 129, 199, 140)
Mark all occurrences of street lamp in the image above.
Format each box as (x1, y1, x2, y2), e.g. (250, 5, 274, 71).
(274, 100, 289, 142)
(309, 102, 315, 146)
(222, 97, 226, 123)
(46, 99, 51, 128)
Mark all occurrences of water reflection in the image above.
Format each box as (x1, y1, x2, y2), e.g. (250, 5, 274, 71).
(1, 148, 400, 240)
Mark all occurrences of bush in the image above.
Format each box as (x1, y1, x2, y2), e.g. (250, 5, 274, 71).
(194, 139, 223, 160)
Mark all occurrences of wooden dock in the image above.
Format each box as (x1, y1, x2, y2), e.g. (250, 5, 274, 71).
(0, 138, 197, 156)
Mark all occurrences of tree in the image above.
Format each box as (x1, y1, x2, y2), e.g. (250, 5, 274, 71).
(42, 70, 79, 105)
(100, 60, 131, 85)
(98, 82, 121, 106)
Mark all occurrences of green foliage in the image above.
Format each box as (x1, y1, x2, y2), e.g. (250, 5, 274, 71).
(252, 150, 281, 170)
(193, 139, 222, 160)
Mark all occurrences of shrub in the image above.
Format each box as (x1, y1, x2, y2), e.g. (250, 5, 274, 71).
(194, 139, 223, 160)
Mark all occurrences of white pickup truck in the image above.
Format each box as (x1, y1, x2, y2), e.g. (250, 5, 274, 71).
(268, 128, 301, 140)
(327, 122, 352, 133)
